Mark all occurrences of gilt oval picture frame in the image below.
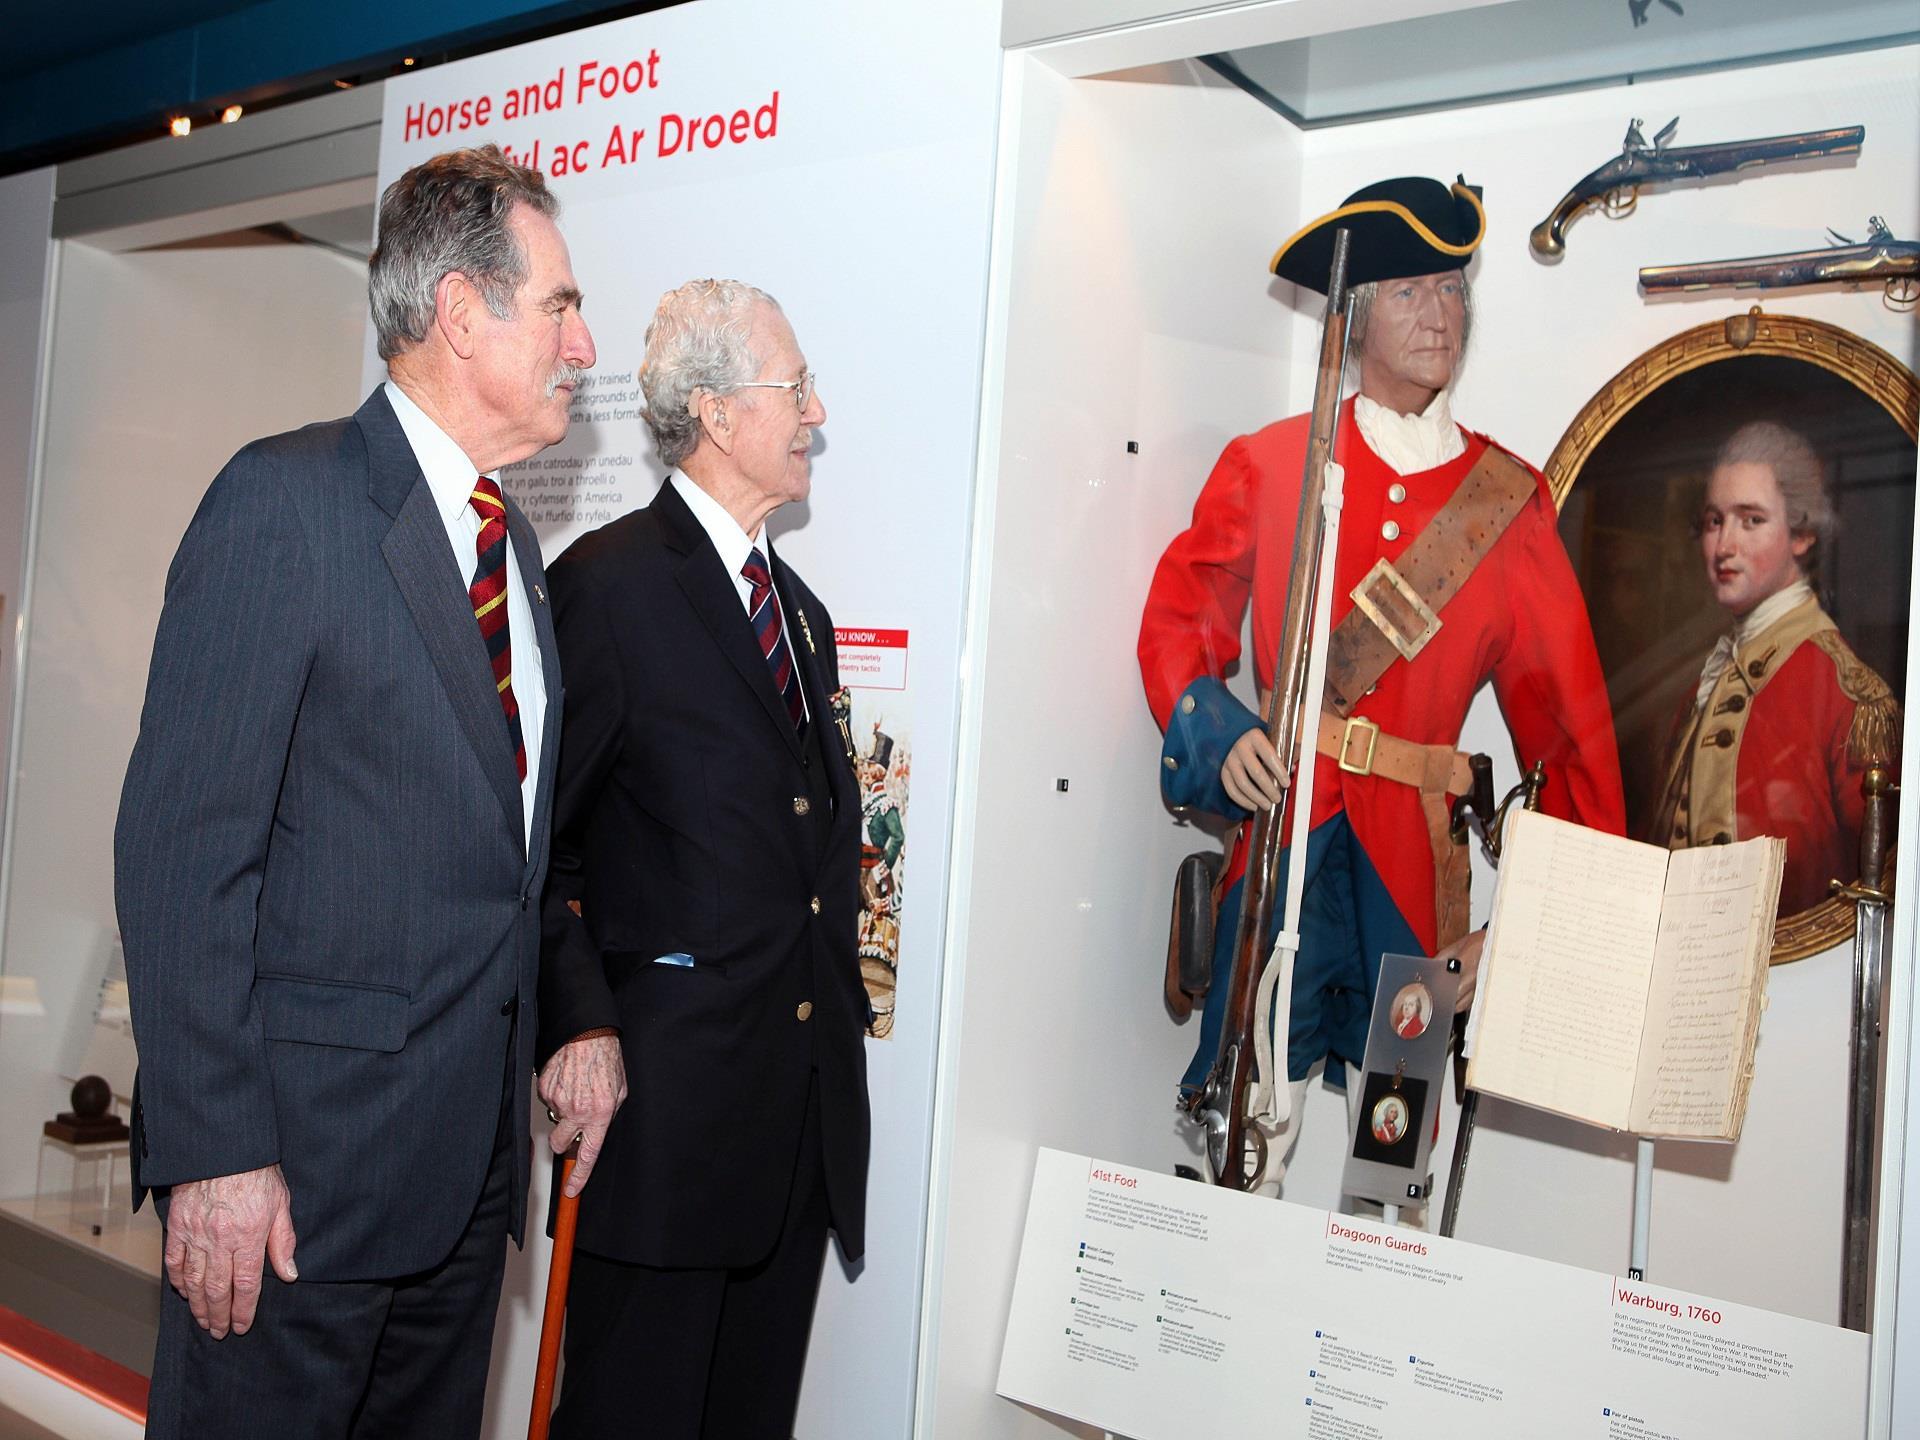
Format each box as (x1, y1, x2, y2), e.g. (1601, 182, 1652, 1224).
(1545, 310, 1916, 963)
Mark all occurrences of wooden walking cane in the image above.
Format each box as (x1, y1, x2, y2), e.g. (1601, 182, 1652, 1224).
(527, 1154, 580, 1440)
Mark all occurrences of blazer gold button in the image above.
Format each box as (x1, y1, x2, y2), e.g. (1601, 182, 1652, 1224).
(1163, 756, 1178, 772)
(1179, 694, 1196, 715)
(796, 1001, 814, 1022)
(793, 796, 810, 816)
(1387, 483, 1406, 504)
(810, 896, 821, 914)
(1381, 520, 1401, 541)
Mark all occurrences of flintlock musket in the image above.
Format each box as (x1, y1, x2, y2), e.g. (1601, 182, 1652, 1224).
(1180, 229, 1354, 1190)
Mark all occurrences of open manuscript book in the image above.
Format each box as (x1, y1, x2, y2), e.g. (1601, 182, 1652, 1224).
(1465, 809, 1785, 1142)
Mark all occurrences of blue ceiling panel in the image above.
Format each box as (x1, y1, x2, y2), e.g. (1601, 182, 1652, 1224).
(0, 0, 671, 176)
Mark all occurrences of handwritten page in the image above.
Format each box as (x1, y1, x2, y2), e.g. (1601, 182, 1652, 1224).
(1630, 840, 1784, 1139)
(1467, 810, 1670, 1131)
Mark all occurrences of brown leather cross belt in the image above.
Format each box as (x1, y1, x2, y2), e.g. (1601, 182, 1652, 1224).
(1323, 444, 1538, 717)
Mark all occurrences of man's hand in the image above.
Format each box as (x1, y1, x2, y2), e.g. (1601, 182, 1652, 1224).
(538, 1035, 627, 1198)
(164, 1164, 297, 1339)
(1221, 728, 1288, 812)
(1436, 928, 1488, 1013)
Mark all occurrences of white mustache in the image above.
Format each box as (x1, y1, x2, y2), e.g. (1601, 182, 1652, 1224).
(546, 364, 586, 398)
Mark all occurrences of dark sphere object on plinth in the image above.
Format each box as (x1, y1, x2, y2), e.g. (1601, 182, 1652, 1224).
(44, 1074, 130, 1145)
(71, 1075, 112, 1120)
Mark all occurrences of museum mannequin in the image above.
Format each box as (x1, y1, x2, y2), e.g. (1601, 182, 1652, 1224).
(1138, 175, 1627, 1190)
(1649, 419, 1900, 915)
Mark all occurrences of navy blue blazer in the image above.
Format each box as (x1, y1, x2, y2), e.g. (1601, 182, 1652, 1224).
(537, 479, 870, 1269)
(115, 388, 561, 1281)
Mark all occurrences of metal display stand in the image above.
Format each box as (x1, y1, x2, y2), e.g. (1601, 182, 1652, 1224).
(1438, 761, 1547, 1238)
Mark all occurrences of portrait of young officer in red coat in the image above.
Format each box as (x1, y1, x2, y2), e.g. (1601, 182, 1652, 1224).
(1649, 420, 1901, 915)
(1138, 175, 1627, 1189)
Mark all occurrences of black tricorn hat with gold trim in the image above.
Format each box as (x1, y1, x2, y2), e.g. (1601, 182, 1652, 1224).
(1270, 176, 1486, 294)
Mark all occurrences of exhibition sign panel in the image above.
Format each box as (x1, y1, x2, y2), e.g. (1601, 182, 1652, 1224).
(999, 1149, 1866, 1438)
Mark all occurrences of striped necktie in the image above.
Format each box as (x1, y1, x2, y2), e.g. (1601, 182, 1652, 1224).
(468, 476, 527, 781)
(741, 547, 807, 739)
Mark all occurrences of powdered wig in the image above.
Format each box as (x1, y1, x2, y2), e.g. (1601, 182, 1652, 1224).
(368, 145, 558, 362)
(640, 279, 782, 468)
(1712, 420, 1835, 577)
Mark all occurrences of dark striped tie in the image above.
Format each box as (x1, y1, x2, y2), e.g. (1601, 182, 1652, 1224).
(468, 476, 527, 782)
(742, 547, 807, 739)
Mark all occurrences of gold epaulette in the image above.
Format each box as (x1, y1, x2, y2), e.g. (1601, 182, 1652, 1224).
(1810, 628, 1902, 766)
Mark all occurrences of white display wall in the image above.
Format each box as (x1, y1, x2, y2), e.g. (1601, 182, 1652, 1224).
(926, 24, 1920, 1440)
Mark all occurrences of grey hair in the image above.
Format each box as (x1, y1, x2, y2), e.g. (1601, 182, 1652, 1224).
(1343, 271, 1474, 372)
(640, 279, 782, 468)
(368, 145, 558, 362)
(1711, 420, 1835, 576)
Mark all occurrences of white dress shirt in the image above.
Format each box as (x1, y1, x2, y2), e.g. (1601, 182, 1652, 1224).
(671, 473, 811, 722)
(385, 381, 546, 849)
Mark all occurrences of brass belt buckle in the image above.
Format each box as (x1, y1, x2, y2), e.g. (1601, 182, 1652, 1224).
(1351, 558, 1443, 662)
(1338, 715, 1380, 777)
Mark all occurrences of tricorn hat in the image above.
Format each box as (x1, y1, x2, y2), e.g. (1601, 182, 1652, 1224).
(1270, 176, 1486, 295)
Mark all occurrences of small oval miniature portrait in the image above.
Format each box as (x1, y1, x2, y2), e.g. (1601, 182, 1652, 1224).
(1370, 1093, 1411, 1146)
(1388, 982, 1433, 1042)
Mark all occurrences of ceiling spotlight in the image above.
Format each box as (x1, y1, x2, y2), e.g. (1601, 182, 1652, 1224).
(333, 78, 354, 90)
(403, 57, 416, 67)
(221, 105, 243, 124)
(169, 116, 192, 137)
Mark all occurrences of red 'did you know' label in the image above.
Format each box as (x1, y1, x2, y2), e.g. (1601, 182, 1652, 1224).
(835, 628, 908, 691)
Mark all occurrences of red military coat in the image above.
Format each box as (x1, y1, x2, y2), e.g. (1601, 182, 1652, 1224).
(1139, 397, 1627, 952)
(1653, 596, 1899, 916)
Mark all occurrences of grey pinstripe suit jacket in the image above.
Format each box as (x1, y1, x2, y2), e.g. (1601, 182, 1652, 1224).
(115, 388, 560, 1281)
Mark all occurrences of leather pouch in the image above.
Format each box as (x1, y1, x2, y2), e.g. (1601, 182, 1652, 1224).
(1164, 850, 1223, 1020)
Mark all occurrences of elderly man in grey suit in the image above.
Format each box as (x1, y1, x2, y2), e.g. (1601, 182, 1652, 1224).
(115, 144, 594, 1438)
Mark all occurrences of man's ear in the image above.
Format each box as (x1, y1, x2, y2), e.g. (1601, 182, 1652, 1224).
(696, 392, 736, 457)
(435, 272, 480, 360)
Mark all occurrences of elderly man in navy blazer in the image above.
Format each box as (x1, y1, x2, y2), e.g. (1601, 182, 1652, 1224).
(535, 279, 869, 1439)
(115, 145, 594, 1437)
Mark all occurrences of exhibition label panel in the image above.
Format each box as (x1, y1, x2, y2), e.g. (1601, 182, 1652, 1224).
(999, 1149, 1865, 1438)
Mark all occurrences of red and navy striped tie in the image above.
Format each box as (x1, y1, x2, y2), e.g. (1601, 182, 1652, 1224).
(468, 476, 527, 781)
(742, 547, 807, 739)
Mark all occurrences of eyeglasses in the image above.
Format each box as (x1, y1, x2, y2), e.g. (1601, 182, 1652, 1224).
(732, 370, 817, 412)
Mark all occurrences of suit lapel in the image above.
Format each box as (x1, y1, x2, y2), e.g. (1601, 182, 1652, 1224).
(772, 546, 856, 814)
(657, 482, 807, 765)
(358, 389, 525, 841)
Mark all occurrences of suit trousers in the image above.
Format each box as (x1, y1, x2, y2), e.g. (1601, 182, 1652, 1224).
(550, 1071, 830, 1440)
(144, 1049, 516, 1440)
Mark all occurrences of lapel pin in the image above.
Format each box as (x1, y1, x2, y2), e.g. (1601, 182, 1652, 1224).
(534, 584, 547, 605)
